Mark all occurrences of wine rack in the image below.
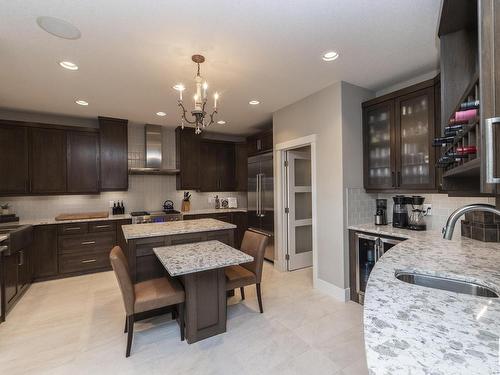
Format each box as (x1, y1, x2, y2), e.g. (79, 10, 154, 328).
(435, 75, 480, 178)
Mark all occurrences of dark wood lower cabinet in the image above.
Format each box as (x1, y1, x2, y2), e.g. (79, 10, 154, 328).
(126, 229, 235, 283)
(183, 211, 247, 248)
(32, 218, 131, 282)
(33, 225, 58, 279)
(3, 247, 32, 315)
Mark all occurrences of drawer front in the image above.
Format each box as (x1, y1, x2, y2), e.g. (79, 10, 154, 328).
(58, 223, 88, 235)
(59, 251, 110, 274)
(58, 232, 116, 254)
(88, 221, 116, 233)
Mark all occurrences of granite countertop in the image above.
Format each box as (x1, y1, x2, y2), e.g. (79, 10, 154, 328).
(122, 218, 236, 241)
(356, 224, 500, 374)
(153, 240, 253, 276)
(5, 214, 132, 226)
(348, 222, 443, 240)
(182, 208, 247, 215)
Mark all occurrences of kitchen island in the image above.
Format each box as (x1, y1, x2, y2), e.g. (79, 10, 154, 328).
(359, 223, 500, 374)
(121, 218, 236, 282)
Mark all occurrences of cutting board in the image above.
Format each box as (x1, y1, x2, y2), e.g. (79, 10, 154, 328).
(55, 211, 109, 221)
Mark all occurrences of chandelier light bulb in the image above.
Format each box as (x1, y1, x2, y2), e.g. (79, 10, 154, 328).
(202, 82, 208, 99)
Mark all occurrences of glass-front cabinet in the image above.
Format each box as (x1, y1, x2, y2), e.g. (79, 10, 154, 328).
(363, 78, 438, 191)
(363, 101, 395, 189)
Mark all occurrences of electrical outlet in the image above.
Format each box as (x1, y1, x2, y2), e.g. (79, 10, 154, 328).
(109, 200, 114, 208)
(423, 204, 432, 216)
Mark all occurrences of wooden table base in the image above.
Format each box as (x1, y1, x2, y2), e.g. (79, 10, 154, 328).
(182, 268, 227, 344)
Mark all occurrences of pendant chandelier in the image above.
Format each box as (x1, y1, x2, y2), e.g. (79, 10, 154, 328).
(174, 54, 219, 134)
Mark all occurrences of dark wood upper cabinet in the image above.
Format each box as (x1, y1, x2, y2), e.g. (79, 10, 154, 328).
(362, 78, 439, 192)
(363, 101, 396, 190)
(98, 117, 128, 191)
(0, 123, 29, 195)
(30, 128, 67, 194)
(217, 142, 236, 191)
(235, 143, 248, 191)
(66, 131, 100, 193)
(247, 129, 273, 156)
(176, 126, 200, 190)
(479, 0, 500, 194)
(199, 141, 218, 191)
(199, 141, 236, 192)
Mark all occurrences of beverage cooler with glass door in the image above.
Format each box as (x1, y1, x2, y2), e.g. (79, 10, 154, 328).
(355, 232, 403, 304)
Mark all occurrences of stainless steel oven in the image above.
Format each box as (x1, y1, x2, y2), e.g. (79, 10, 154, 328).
(355, 232, 403, 304)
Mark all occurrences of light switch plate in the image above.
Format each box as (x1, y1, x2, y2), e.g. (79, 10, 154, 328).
(423, 203, 432, 216)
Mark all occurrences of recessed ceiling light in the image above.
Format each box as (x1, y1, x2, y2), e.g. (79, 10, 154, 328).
(59, 61, 78, 70)
(36, 16, 81, 40)
(75, 100, 88, 106)
(249, 100, 260, 105)
(156, 111, 167, 117)
(217, 120, 226, 125)
(322, 51, 339, 61)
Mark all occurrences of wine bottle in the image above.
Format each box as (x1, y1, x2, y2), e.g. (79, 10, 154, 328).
(112, 202, 117, 215)
(455, 109, 478, 122)
(433, 136, 455, 147)
(459, 100, 480, 111)
(456, 146, 477, 154)
(437, 156, 456, 167)
(120, 201, 125, 214)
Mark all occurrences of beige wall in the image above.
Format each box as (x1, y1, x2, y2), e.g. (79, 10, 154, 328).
(273, 81, 373, 290)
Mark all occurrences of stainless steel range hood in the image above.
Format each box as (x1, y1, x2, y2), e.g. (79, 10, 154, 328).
(128, 124, 180, 175)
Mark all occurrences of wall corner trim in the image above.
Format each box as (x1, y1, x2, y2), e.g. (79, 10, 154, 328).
(314, 278, 350, 302)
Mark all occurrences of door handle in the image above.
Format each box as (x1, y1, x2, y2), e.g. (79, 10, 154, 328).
(81, 259, 97, 264)
(391, 171, 395, 187)
(65, 227, 81, 231)
(397, 171, 401, 187)
(95, 225, 111, 229)
(260, 173, 265, 217)
(81, 241, 96, 245)
(485, 117, 500, 183)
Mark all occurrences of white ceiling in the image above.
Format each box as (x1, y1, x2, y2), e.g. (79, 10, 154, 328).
(0, 0, 440, 135)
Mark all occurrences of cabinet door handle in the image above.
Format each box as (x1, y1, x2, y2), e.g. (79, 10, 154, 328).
(81, 259, 97, 264)
(95, 225, 111, 229)
(391, 171, 395, 187)
(257, 139, 262, 151)
(485, 117, 500, 183)
(397, 171, 401, 187)
(18, 250, 24, 266)
(65, 227, 81, 231)
(81, 241, 96, 245)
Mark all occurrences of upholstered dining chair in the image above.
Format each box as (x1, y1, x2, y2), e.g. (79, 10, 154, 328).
(109, 246, 185, 357)
(225, 230, 269, 313)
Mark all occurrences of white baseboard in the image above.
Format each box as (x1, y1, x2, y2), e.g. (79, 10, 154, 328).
(314, 278, 350, 302)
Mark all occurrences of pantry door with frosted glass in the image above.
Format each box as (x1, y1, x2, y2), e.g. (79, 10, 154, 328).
(285, 148, 313, 271)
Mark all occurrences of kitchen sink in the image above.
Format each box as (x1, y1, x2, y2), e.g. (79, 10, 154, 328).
(395, 271, 499, 298)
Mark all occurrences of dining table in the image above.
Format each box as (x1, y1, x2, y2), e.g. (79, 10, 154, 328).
(153, 240, 253, 344)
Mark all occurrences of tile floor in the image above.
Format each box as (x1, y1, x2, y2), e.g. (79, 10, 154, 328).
(0, 263, 368, 375)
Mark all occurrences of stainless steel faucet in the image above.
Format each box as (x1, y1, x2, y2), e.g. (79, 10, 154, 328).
(442, 204, 500, 240)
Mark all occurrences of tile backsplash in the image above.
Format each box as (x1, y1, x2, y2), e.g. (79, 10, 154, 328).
(347, 188, 496, 239)
(0, 124, 246, 221)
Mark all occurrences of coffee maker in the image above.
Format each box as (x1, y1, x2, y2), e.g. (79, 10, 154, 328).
(374, 199, 387, 225)
(407, 195, 427, 231)
(392, 195, 409, 228)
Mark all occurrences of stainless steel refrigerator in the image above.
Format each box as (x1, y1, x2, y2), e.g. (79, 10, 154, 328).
(248, 153, 274, 261)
